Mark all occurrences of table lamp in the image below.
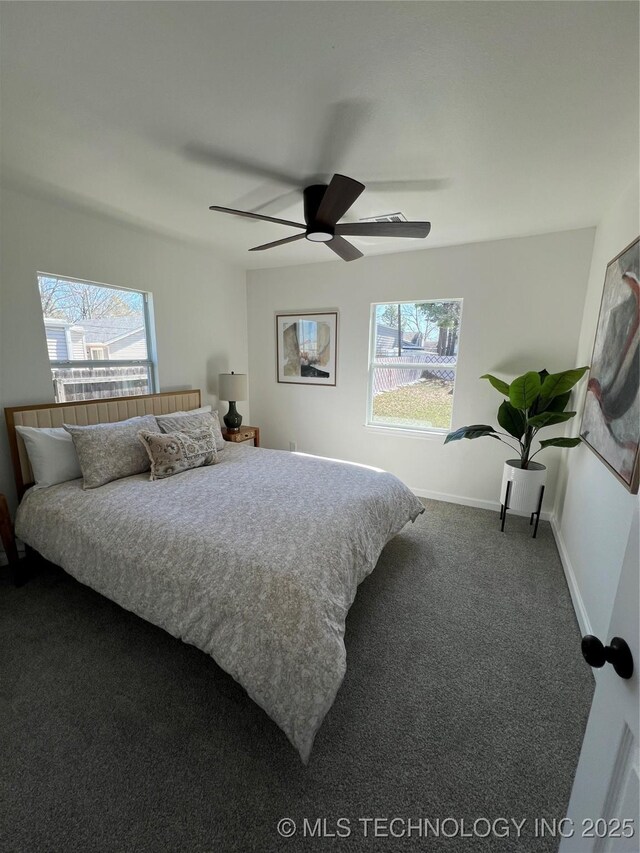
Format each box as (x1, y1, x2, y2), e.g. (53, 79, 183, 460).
(218, 372, 248, 433)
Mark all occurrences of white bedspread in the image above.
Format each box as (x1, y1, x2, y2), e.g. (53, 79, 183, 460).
(15, 443, 424, 762)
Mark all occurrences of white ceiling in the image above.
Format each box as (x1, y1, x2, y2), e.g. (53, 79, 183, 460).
(1, 2, 638, 269)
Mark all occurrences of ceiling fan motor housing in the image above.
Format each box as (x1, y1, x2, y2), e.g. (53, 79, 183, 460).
(304, 184, 334, 242)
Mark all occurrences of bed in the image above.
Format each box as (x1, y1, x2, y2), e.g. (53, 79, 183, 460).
(6, 390, 424, 762)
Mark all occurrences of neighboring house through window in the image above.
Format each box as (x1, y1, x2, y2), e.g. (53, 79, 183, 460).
(38, 274, 158, 402)
(367, 299, 463, 432)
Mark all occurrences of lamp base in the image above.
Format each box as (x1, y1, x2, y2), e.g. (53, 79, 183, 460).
(223, 401, 242, 433)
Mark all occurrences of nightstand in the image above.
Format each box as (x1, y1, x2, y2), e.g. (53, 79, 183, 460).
(221, 425, 260, 447)
(0, 493, 19, 566)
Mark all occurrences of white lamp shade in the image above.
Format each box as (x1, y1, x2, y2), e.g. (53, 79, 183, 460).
(218, 372, 248, 402)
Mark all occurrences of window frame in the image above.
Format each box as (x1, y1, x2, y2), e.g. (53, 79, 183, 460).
(366, 298, 463, 435)
(37, 272, 159, 403)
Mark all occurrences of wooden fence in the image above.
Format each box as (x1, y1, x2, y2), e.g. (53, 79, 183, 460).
(372, 353, 456, 396)
(51, 366, 151, 402)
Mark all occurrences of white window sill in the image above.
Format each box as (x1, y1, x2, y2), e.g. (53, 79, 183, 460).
(363, 424, 448, 440)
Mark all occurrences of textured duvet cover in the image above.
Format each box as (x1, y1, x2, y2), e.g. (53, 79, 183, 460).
(15, 443, 424, 762)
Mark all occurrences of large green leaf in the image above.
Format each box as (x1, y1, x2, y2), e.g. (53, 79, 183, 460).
(539, 367, 589, 403)
(480, 373, 510, 396)
(498, 401, 526, 438)
(538, 437, 582, 450)
(444, 425, 498, 444)
(546, 391, 571, 413)
(527, 410, 576, 428)
(509, 372, 542, 410)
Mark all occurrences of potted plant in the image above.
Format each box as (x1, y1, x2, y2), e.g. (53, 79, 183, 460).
(445, 367, 589, 526)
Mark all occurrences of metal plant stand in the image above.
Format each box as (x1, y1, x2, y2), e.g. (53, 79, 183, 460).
(500, 482, 545, 538)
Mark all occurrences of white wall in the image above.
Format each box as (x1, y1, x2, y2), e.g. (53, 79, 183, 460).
(247, 228, 594, 511)
(0, 185, 249, 510)
(554, 179, 639, 639)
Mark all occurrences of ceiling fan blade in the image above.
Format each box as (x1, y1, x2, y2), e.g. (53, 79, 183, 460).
(248, 189, 303, 217)
(186, 144, 301, 187)
(366, 178, 451, 193)
(209, 206, 305, 229)
(315, 98, 373, 174)
(326, 236, 363, 262)
(315, 174, 365, 226)
(249, 234, 306, 252)
(335, 221, 431, 238)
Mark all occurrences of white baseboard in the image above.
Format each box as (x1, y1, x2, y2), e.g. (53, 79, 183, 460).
(549, 516, 592, 637)
(411, 487, 553, 521)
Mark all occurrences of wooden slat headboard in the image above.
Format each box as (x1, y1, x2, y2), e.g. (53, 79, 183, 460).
(4, 389, 201, 499)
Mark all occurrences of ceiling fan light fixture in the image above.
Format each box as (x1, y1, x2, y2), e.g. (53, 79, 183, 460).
(306, 230, 334, 243)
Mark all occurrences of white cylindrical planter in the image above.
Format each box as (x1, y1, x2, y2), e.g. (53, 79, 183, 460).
(499, 460, 547, 514)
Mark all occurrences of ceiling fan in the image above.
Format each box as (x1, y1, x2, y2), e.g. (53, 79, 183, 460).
(209, 173, 431, 261)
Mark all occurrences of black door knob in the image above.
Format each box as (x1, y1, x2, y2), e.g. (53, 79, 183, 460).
(581, 636, 634, 680)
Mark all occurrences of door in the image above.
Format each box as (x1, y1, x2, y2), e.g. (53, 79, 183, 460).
(561, 504, 639, 852)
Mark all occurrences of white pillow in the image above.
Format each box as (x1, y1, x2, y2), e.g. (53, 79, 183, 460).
(15, 425, 83, 489)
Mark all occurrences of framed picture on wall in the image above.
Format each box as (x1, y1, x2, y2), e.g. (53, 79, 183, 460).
(580, 236, 639, 493)
(276, 312, 338, 386)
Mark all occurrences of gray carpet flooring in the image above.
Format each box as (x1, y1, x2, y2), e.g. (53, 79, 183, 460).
(0, 500, 594, 853)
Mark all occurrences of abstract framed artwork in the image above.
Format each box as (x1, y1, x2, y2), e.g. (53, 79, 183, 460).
(580, 236, 639, 493)
(276, 312, 338, 386)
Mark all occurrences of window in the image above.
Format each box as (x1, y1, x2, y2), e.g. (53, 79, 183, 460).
(367, 300, 463, 432)
(38, 274, 157, 403)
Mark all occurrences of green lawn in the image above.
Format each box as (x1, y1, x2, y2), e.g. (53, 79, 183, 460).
(372, 379, 454, 429)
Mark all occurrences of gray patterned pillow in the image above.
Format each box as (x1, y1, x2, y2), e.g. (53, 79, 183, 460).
(64, 415, 159, 489)
(138, 427, 218, 480)
(156, 410, 225, 451)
